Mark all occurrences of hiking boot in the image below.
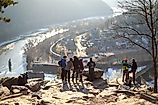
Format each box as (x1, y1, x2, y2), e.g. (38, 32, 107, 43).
(62, 80, 67, 84)
(79, 79, 83, 82)
(72, 79, 74, 83)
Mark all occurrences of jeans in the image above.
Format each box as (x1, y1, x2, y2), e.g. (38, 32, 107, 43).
(89, 68, 94, 81)
(65, 70, 70, 82)
(72, 69, 79, 82)
(122, 70, 129, 82)
(61, 68, 66, 81)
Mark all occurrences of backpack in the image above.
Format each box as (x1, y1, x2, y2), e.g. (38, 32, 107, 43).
(58, 60, 62, 67)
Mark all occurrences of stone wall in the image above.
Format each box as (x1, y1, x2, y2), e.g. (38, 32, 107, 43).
(31, 63, 59, 74)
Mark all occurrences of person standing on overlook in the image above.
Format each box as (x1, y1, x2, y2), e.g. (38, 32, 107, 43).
(8, 59, 12, 72)
(72, 56, 80, 83)
(131, 59, 137, 85)
(79, 58, 84, 82)
(58, 56, 67, 83)
(87, 58, 96, 82)
(65, 58, 74, 83)
(122, 59, 131, 83)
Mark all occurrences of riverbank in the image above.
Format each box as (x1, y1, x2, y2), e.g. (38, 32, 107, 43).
(0, 26, 68, 78)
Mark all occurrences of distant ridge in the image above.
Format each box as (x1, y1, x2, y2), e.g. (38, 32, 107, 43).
(0, 0, 112, 43)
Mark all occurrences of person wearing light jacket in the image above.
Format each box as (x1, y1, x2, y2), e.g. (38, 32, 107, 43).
(65, 58, 74, 83)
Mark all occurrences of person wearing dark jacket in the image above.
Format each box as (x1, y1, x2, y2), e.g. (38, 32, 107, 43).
(79, 59, 84, 82)
(59, 56, 67, 83)
(72, 56, 80, 83)
(87, 58, 96, 81)
(8, 59, 12, 72)
(131, 59, 137, 85)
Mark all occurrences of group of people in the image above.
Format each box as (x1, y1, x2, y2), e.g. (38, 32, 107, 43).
(58, 56, 96, 83)
(122, 58, 137, 86)
(58, 55, 137, 86)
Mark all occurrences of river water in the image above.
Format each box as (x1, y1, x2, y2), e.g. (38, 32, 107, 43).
(0, 27, 68, 77)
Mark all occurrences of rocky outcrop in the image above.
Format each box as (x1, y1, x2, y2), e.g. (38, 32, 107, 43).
(11, 86, 29, 95)
(0, 73, 27, 92)
(0, 86, 10, 96)
(26, 81, 41, 92)
(25, 78, 43, 92)
(0, 73, 156, 105)
(0, 77, 156, 105)
(83, 68, 104, 79)
(93, 79, 108, 89)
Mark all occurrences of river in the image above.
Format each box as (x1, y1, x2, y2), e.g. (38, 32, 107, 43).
(0, 27, 68, 77)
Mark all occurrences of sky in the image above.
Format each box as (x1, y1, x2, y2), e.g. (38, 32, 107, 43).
(102, 0, 118, 7)
(102, 0, 127, 17)
(102, 0, 124, 7)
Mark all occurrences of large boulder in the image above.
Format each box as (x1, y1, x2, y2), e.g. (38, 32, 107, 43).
(25, 78, 44, 92)
(1, 73, 28, 91)
(83, 68, 104, 79)
(11, 85, 29, 94)
(0, 86, 10, 96)
(93, 79, 108, 89)
(1, 77, 19, 90)
(26, 81, 41, 92)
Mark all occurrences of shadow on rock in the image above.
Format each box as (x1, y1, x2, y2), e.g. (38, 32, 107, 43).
(92, 79, 108, 90)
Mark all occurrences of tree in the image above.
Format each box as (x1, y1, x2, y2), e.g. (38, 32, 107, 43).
(113, 0, 158, 92)
(0, 0, 17, 22)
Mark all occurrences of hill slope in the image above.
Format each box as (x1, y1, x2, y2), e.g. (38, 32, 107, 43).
(0, 0, 112, 43)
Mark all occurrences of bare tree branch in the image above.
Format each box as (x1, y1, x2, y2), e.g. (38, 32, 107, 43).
(116, 0, 158, 93)
(153, 18, 158, 25)
(114, 24, 152, 39)
(118, 34, 152, 56)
